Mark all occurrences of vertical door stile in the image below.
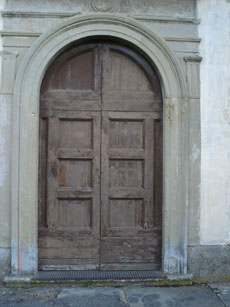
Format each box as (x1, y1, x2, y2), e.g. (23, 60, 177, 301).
(101, 113, 110, 239)
(92, 113, 101, 238)
(38, 117, 48, 229)
(154, 119, 163, 228)
(46, 117, 60, 231)
(98, 44, 103, 268)
(101, 44, 109, 112)
(101, 44, 109, 242)
(144, 117, 154, 229)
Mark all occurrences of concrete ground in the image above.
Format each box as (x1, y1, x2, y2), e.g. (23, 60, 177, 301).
(0, 283, 230, 307)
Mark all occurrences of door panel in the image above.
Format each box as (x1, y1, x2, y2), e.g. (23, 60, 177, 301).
(40, 44, 102, 111)
(38, 112, 101, 269)
(102, 44, 162, 112)
(39, 42, 162, 270)
(100, 112, 161, 269)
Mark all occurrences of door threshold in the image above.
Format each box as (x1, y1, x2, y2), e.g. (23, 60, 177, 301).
(35, 270, 165, 281)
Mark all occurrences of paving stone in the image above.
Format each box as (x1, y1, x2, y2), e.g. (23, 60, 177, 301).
(124, 285, 224, 307)
(0, 286, 60, 302)
(0, 299, 64, 307)
(0, 285, 225, 307)
(57, 287, 97, 298)
(209, 283, 230, 307)
(57, 287, 128, 307)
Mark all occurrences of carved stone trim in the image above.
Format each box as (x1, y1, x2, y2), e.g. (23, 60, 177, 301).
(132, 15, 200, 24)
(0, 31, 41, 37)
(184, 56, 202, 63)
(1, 11, 78, 18)
(0, 51, 18, 94)
(1, 11, 199, 24)
(0, 32, 201, 44)
(184, 56, 202, 98)
(165, 37, 201, 43)
(87, 0, 119, 12)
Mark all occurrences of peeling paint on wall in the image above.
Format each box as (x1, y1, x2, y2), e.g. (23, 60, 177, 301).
(12, 239, 37, 275)
(164, 236, 187, 274)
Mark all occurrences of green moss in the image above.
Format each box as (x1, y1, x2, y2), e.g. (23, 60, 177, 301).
(4, 274, 230, 288)
(1, 277, 193, 288)
(192, 275, 230, 284)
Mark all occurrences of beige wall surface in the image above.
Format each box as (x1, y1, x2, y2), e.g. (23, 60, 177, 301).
(198, 0, 230, 244)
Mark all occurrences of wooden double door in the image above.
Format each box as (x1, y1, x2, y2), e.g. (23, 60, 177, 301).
(38, 42, 163, 270)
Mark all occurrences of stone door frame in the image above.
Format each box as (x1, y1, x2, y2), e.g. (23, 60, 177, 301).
(10, 15, 188, 275)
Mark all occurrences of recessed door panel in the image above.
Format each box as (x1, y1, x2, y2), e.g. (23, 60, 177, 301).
(40, 45, 102, 111)
(102, 44, 162, 112)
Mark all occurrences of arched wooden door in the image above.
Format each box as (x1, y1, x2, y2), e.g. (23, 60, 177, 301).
(38, 42, 163, 270)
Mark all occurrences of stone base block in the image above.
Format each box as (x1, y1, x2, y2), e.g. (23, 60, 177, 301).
(0, 247, 10, 276)
(188, 245, 230, 282)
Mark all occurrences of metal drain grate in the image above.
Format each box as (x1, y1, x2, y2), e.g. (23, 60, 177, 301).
(34, 270, 165, 281)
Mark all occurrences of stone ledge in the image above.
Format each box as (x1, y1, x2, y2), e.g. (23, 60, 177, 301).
(1, 11, 199, 25)
(1, 11, 79, 18)
(2, 273, 193, 287)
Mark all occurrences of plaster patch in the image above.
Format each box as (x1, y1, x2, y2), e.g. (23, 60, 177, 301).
(19, 241, 37, 274)
(164, 236, 187, 274)
(0, 247, 9, 259)
(12, 239, 37, 274)
(223, 88, 230, 125)
(191, 144, 200, 163)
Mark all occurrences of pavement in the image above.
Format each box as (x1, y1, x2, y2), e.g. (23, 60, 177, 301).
(0, 283, 230, 307)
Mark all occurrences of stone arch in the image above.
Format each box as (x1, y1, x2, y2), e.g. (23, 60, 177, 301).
(11, 14, 188, 275)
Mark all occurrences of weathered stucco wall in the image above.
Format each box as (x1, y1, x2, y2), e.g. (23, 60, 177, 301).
(185, 0, 230, 281)
(198, 0, 230, 244)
